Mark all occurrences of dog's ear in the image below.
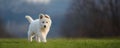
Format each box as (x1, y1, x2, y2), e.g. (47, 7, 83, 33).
(45, 16, 49, 18)
(39, 14, 44, 19)
(45, 14, 50, 19)
(40, 16, 43, 19)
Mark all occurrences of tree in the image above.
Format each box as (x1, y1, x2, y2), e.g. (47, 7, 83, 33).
(0, 17, 12, 38)
(61, 0, 120, 38)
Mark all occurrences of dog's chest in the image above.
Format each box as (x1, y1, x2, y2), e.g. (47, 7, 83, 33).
(40, 28, 47, 32)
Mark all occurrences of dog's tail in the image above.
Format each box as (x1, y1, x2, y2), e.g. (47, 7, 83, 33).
(25, 15, 33, 23)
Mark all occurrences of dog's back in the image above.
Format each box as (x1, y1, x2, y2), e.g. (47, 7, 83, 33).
(29, 19, 40, 33)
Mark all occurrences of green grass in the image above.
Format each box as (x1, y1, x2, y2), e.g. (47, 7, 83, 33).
(0, 38, 120, 48)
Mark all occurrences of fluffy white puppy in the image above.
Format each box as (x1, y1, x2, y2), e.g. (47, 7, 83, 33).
(25, 14, 52, 43)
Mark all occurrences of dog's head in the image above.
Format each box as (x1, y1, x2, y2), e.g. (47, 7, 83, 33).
(39, 14, 52, 29)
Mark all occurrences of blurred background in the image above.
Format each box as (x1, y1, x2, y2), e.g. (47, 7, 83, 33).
(0, 0, 120, 38)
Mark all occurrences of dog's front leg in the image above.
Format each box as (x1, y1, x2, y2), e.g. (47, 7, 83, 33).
(41, 32, 47, 43)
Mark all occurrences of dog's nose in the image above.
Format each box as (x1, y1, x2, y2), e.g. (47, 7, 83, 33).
(44, 25, 46, 28)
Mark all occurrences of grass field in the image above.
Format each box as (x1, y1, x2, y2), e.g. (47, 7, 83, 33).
(0, 38, 120, 48)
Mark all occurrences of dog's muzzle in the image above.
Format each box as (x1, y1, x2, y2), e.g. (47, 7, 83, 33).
(44, 25, 46, 28)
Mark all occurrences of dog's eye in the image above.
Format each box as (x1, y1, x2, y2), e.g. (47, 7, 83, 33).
(46, 22, 48, 23)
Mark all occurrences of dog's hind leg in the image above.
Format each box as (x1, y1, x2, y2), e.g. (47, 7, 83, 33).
(38, 37, 41, 43)
(28, 31, 34, 42)
(36, 35, 41, 43)
(28, 35, 32, 42)
(35, 36, 38, 41)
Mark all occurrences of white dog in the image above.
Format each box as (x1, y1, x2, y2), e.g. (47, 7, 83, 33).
(25, 14, 52, 43)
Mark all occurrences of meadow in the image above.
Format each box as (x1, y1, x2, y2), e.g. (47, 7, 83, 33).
(0, 38, 120, 48)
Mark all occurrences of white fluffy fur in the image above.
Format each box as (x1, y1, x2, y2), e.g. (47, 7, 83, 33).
(25, 14, 52, 43)
(25, 15, 34, 23)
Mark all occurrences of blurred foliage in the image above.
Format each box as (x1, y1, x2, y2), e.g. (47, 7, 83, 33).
(61, 0, 120, 38)
(0, 17, 12, 38)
